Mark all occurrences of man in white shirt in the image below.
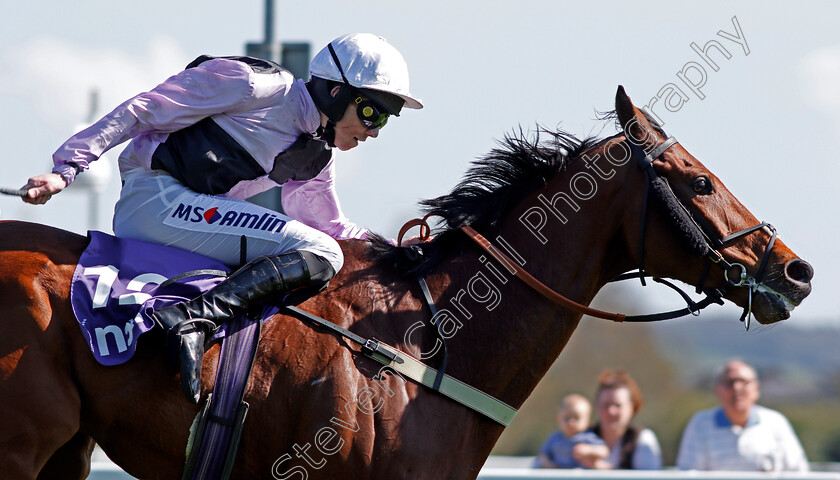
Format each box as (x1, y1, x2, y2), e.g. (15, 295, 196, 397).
(676, 360, 808, 472)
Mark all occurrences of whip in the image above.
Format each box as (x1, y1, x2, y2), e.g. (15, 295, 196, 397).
(0, 187, 28, 197)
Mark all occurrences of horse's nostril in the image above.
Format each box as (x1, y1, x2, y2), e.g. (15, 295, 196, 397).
(785, 259, 814, 284)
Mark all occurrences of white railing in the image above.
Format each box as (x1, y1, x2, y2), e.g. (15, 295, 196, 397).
(477, 468, 840, 480)
(477, 457, 840, 480)
(86, 457, 840, 479)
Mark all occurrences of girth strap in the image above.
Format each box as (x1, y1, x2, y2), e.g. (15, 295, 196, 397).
(183, 312, 262, 480)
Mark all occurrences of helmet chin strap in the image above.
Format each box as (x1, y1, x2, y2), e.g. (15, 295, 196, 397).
(315, 121, 337, 148)
(306, 75, 354, 149)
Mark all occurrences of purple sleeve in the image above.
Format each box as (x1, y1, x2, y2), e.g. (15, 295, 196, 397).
(280, 158, 369, 240)
(51, 59, 257, 183)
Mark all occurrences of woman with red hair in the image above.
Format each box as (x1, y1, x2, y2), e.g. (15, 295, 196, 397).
(574, 369, 662, 469)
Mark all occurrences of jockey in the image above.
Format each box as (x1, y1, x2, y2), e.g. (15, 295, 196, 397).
(22, 33, 423, 403)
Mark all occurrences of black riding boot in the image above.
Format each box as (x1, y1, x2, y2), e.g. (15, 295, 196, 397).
(151, 251, 316, 403)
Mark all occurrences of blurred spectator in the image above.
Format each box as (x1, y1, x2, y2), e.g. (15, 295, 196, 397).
(533, 394, 609, 468)
(575, 369, 662, 470)
(676, 359, 809, 472)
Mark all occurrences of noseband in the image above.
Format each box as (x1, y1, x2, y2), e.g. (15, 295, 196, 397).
(623, 136, 778, 329)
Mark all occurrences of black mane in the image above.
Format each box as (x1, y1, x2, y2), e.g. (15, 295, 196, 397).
(369, 126, 603, 277)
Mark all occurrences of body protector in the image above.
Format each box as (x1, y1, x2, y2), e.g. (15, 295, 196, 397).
(151, 55, 332, 194)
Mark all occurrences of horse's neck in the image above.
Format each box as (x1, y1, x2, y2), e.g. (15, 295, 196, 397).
(430, 153, 635, 409)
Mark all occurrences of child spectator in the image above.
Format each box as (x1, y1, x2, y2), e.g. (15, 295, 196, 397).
(533, 394, 609, 468)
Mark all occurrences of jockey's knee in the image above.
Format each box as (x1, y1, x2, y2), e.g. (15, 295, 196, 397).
(278, 249, 337, 306)
(298, 233, 343, 276)
(298, 250, 338, 290)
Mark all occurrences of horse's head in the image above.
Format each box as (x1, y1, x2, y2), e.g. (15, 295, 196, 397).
(613, 86, 812, 324)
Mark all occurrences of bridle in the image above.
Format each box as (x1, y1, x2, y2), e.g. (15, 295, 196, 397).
(626, 136, 778, 329)
(403, 135, 779, 330)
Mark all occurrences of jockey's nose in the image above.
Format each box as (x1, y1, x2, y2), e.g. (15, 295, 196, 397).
(366, 127, 380, 138)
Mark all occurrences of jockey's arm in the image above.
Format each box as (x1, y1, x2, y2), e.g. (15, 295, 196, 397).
(23, 59, 257, 204)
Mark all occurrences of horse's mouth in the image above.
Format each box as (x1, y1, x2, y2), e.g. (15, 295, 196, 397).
(752, 285, 799, 324)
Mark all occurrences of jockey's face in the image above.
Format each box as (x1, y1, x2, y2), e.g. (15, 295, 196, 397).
(328, 86, 380, 151)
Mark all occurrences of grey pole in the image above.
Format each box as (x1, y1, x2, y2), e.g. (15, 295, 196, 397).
(264, 0, 274, 44)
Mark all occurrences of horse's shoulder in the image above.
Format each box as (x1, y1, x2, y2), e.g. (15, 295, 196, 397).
(337, 238, 409, 285)
(259, 238, 420, 345)
(338, 238, 377, 268)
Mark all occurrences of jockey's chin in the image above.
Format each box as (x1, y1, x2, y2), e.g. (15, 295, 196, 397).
(332, 112, 379, 151)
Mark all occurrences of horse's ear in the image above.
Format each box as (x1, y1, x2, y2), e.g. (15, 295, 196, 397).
(615, 85, 660, 149)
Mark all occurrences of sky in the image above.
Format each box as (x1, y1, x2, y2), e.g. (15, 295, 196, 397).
(0, 1, 838, 328)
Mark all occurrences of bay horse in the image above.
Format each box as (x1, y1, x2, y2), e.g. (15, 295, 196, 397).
(0, 87, 812, 479)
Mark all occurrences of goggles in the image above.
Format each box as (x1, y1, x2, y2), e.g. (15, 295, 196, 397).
(354, 96, 389, 130)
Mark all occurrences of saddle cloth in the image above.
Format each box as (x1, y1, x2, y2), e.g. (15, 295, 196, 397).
(70, 230, 238, 366)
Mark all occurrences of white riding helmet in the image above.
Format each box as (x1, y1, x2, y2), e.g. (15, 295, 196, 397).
(309, 33, 423, 112)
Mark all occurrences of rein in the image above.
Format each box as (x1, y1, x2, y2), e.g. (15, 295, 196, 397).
(461, 225, 625, 322)
(460, 225, 723, 323)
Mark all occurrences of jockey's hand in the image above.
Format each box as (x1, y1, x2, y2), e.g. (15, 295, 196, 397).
(400, 235, 432, 246)
(22, 173, 67, 205)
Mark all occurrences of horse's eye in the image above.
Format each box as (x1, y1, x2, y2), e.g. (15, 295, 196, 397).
(693, 176, 713, 194)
